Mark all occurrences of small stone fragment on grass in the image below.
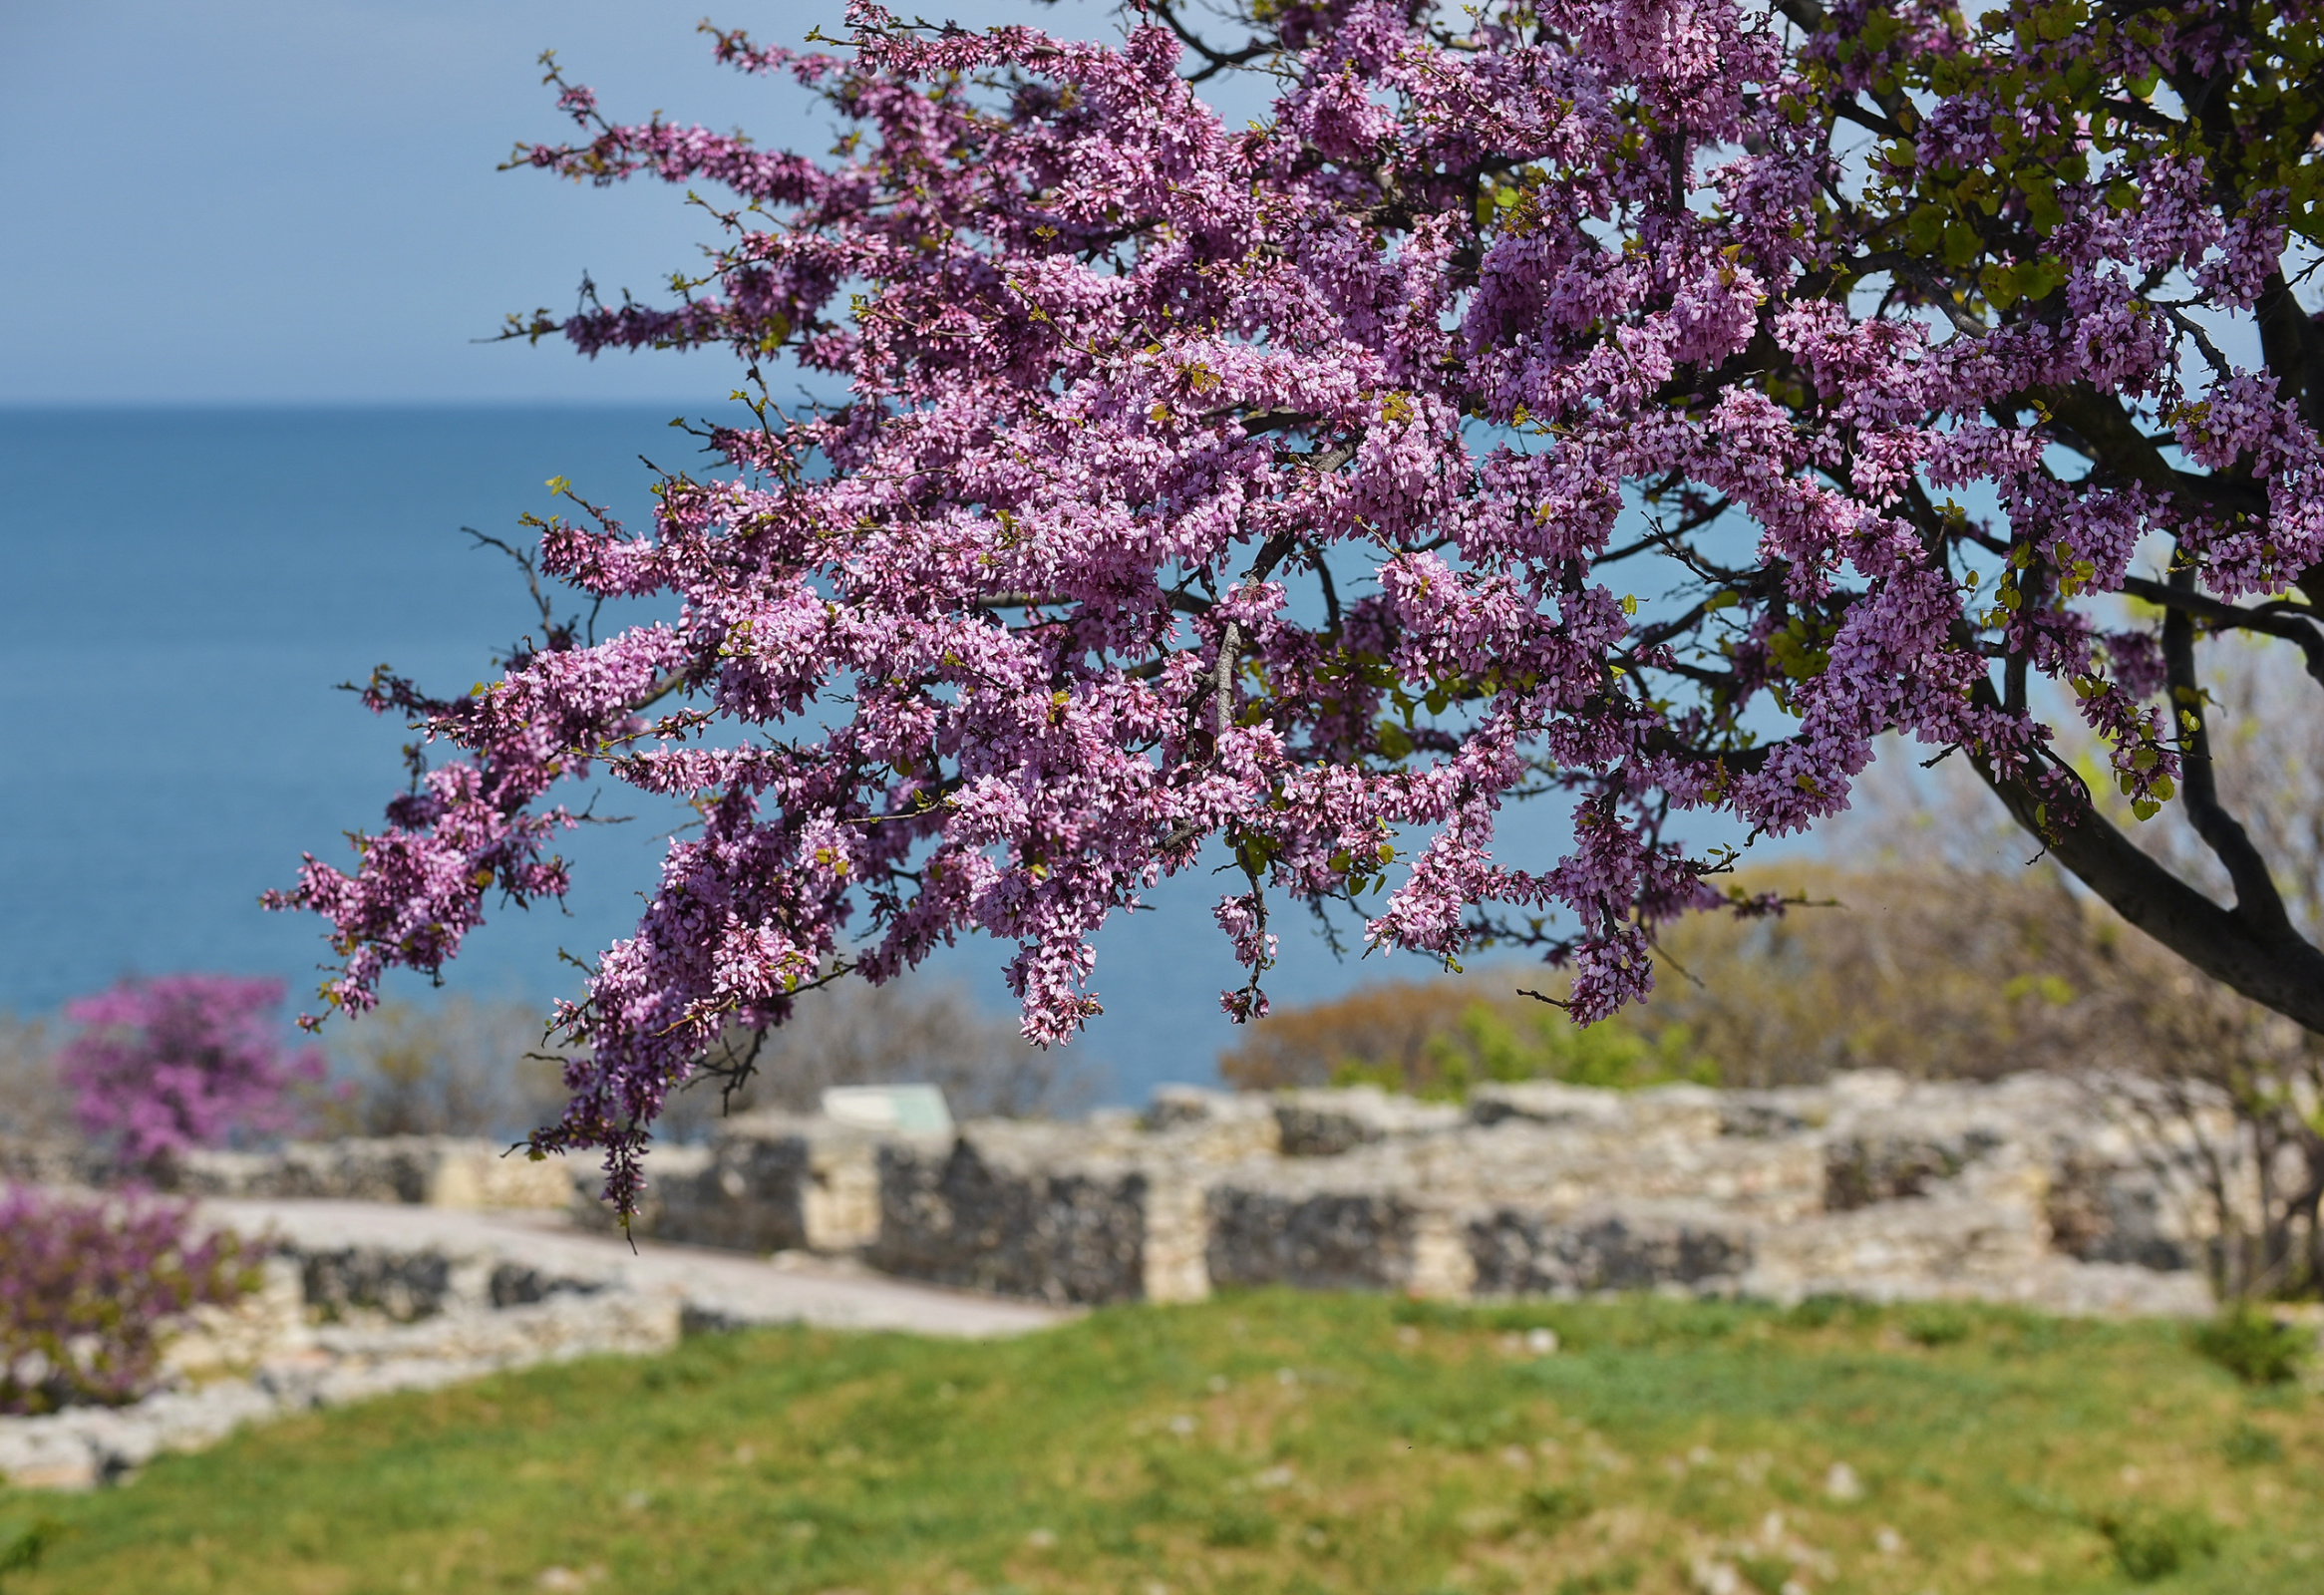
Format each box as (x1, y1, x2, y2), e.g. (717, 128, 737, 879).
(1874, 1525, 1903, 1555)
(1825, 1460, 1864, 1501)
(1024, 1527, 1056, 1549)
(1526, 1327, 1559, 1356)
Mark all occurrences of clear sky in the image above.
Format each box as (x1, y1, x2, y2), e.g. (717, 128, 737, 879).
(0, 0, 1132, 405)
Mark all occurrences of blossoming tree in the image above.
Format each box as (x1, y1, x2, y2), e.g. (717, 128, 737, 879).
(271, 0, 2324, 1208)
(60, 976, 324, 1169)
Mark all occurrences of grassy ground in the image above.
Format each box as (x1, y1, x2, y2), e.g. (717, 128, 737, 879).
(1, 1292, 2316, 1595)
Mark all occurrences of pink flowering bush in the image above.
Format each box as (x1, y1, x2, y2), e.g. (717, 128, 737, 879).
(270, 0, 2324, 1210)
(59, 976, 324, 1169)
(0, 1185, 254, 1414)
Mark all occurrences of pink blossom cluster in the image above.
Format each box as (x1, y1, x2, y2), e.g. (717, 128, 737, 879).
(59, 976, 324, 1167)
(0, 1184, 252, 1414)
(276, 0, 2324, 1209)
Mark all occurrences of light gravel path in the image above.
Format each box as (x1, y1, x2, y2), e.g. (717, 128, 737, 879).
(200, 1197, 1072, 1339)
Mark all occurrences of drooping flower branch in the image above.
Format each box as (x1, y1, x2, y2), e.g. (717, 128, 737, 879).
(273, 0, 2324, 1210)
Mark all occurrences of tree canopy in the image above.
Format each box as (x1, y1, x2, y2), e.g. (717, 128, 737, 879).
(271, 0, 2324, 1208)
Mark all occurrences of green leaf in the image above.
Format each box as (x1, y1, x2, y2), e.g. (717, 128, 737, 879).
(1942, 219, 1982, 268)
(1905, 202, 1947, 254)
(2024, 185, 2065, 234)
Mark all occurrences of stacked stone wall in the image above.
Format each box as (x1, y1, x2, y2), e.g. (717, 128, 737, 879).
(32, 1071, 2227, 1317)
(572, 1070, 2219, 1316)
(170, 1136, 575, 1210)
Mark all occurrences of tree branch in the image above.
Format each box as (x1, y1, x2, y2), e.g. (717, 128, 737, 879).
(1146, 0, 1274, 83)
(2031, 383, 2268, 519)
(2161, 562, 2301, 944)
(2119, 574, 2324, 688)
(1966, 689, 2324, 1033)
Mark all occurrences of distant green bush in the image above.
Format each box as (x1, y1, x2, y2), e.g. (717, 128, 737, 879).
(1202, 1503, 1274, 1549)
(2222, 1421, 2284, 1466)
(2097, 1506, 2222, 1582)
(0, 1518, 63, 1592)
(1553, 1566, 1638, 1595)
(1329, 999, 1713, 1100)
(1900, 1303, 1975, 1347)
(1519, 1484, 1590, 1530)
(1783, 1295, 1852, 1331)
(2190, 1306, 2308, 1387)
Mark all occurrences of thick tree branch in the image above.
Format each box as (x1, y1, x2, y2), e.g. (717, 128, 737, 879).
(1147, 0, 1274, 83)
(2119, 574, 2324, 687)
(2031, 382, 2268, 518)
(2161, 563, 2301, 944)
(2255, 270, 2324, 434)
(1967, 684, 2324, 1033)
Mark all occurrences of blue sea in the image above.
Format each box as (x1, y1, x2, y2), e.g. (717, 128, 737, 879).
(0, 406, 1609, 1104)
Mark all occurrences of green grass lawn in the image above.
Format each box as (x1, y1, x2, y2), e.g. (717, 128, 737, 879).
(3, 1292, 2317, 1595)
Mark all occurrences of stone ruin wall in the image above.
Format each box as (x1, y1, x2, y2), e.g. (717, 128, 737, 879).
(586, 1072, 2217, 1315)
(135, 1072, 2223, 1317)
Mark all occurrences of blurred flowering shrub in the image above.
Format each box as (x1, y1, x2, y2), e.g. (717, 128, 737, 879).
(59, 976, 324, 1168)
(0, 1185, 254, 1414)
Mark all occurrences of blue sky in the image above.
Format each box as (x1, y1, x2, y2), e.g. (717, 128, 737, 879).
(0, 1, 1138, 404)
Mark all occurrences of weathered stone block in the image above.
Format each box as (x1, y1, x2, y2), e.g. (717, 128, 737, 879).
(298, 1246, 456, 1323)
(569, 1143, 714, 1237)
(420, 1143, 575, 1210)
(1272, 1086, 1464, 1157)
(174, 1137, 573, 1209)
(2045, 1151, 2193, 1271)
(868, 1123, 1207, 1305)
(1468, 1081, 1632, 1131)
(612, 1114, 886, 1254)
(1467, 1201, 1755, 1296)
(1138, 1087, 1283, 1161)
(1203, 1160, 1475, 1297)
(1824, 1129, 2002, 1210)
(1716, 1088, 1834, 1138)
(1747, 1191, 2050, 1302)
(176, 1140, 430, 1203)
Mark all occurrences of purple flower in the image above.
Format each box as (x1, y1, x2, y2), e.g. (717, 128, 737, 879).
(59, 976, 324, 1167)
